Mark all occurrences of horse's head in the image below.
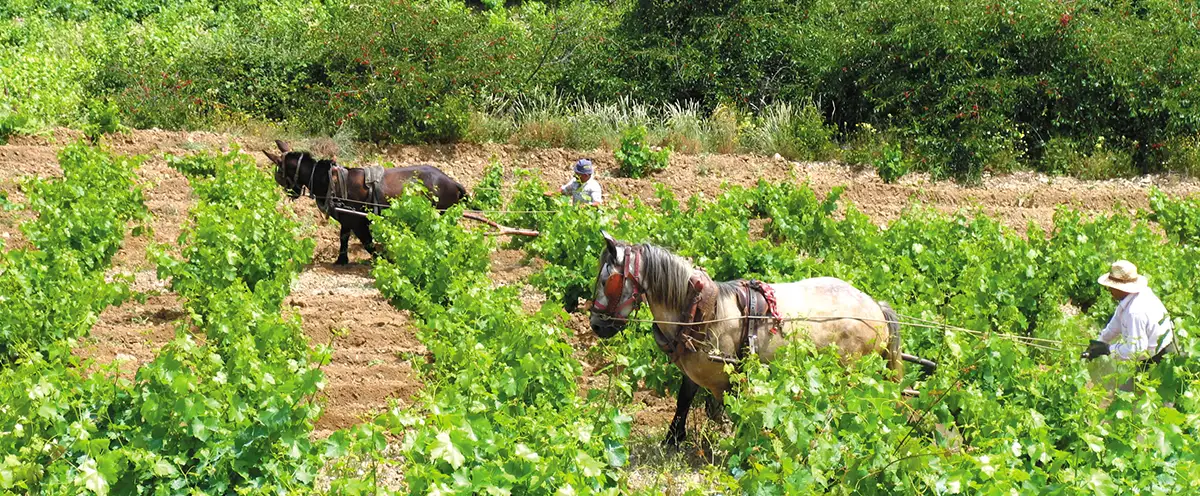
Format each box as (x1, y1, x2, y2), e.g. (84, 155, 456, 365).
(263, 140, 307, 199)
(589, 231, 644, 339)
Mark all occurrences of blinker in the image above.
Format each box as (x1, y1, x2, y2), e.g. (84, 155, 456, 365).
(604, 271, 624, 303)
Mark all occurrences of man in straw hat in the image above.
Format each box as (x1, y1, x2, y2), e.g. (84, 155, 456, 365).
(546, 159, 603, 206)
(1081, 260, 1177, 391)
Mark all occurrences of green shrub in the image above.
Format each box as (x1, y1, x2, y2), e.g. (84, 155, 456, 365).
(845, 123, 909, 182)
(1148, 188, 1200, 247)
(742, 101, 836, 161)
(909, 112, 1025, 182)
(1041, 136, 1135, 180)
(0, 15, 99, 125)
(153, 149, 314, 317)
(1041, 137, 1081, 176)
(21, 143, 148, 272)
(82, 99, 124, 143)
(311, 0, 546, 143)
(1, 143, 147, 362)
(874, 141, 909, 184)
(371, 186, 491, 314)
(617, 0, 1200, 177)
(165, 152, 217, 178)
(615, 125, 670, 178)
(470, 158, 504, 210)
(1066, 137, 1136, 180)
(0, 109, 31, 145)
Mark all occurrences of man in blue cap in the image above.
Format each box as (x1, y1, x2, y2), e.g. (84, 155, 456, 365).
(547, 158, 603, 206)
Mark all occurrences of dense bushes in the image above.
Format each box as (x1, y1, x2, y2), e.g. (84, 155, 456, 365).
(353, 186, 630, 495)
(614, 125, 670, 178)
(618, 0, 1200, 179)
(4, 0, 1200, 180)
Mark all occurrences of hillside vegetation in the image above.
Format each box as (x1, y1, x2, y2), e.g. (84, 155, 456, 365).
(3, 0, 1200, 180)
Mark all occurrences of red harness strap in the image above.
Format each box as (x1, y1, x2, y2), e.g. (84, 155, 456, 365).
(734, 279, 782, 360)
(748, 280, 782, 334)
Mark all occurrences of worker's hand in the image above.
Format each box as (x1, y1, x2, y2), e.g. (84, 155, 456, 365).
(543, 191, 557, 197)
(1081, 340, 1110, 360)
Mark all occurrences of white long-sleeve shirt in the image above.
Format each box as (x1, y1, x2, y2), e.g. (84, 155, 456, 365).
(1098, 288, 1174, 361)
(561, 177, 602, 205)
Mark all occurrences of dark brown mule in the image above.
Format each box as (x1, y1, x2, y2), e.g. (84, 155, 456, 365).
(264, 140, 467, 265)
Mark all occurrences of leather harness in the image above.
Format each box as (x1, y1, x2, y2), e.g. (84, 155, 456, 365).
(592, 244, 784, 365)
(732, 279, 782, 361)
(655, 268, 783, 364)
(328, 165, 388, 216)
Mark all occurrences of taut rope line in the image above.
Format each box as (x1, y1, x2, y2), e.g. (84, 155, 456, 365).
(597, 312, 1070, 351)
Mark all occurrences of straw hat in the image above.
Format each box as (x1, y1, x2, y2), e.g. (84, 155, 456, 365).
(1097, 260, 1148, 293)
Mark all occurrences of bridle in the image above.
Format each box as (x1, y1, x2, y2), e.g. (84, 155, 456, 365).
(283, 153, 324, 200)
(591, 244, 645, 318)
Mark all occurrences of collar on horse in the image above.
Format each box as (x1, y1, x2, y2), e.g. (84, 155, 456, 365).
(662, 271, 720, 363)
(322, 165, 348, 216)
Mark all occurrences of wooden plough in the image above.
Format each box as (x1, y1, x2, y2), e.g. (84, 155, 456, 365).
(461, 212, 540, 237)
(332, 207, 539, 237)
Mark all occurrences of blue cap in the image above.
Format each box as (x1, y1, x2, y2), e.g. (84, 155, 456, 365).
(573, 159, 594, 175)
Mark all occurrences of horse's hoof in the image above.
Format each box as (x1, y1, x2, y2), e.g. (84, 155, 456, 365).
(704, 397, 724, 422)
(661, 432, 685, 449)
(705, 406, 724, 422)
(335, 258, 350, 266)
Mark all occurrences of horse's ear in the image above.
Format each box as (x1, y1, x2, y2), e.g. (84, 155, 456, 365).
(601, 230, 617, 249)
(263, 150, 283, 166)
(275, 140, 292, 153)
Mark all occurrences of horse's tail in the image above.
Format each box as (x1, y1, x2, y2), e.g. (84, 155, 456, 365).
(878, 300, 904, 382)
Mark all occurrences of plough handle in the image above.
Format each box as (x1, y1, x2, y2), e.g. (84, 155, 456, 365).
(902, 353, 938, 377)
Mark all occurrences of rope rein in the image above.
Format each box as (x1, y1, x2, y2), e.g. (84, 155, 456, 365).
(286, 161, 591, 214)
(597, 312, 1073, 350)
(309, 193, 562, 214)
(288, 159, 1073, 353)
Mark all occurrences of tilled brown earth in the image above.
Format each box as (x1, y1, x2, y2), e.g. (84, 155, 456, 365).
(3, 128, 1198, 439)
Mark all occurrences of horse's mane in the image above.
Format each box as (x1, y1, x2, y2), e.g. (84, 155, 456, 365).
(288, 150, 335, 189)
(636, 244, 741, 311)
(290, 150, 334, 167)
(632, 244, 690, 310)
